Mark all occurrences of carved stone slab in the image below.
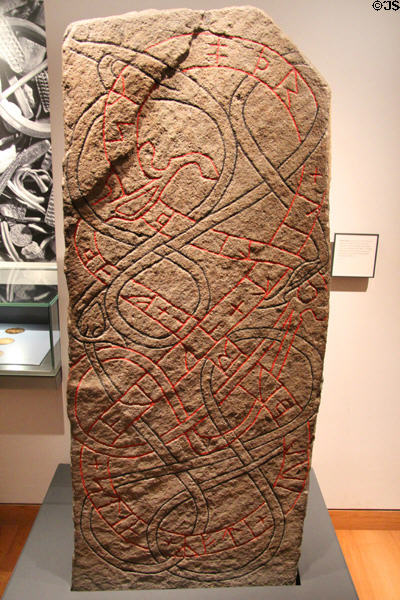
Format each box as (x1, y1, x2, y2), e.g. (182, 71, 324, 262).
(63, 7, 330, 591)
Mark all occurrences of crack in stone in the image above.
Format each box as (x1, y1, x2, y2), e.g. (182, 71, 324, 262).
(155, 16, 205, 84)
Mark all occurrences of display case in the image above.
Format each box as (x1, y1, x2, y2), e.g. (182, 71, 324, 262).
(0, 267, 60, 376)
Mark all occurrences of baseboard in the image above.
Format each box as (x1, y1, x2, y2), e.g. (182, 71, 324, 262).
(329, 510, 400, 530)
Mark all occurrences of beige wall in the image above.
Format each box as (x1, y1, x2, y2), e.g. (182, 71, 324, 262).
(0, 0, 398, 508)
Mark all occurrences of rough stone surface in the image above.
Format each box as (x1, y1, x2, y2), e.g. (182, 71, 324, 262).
(63, 6, 330, 591)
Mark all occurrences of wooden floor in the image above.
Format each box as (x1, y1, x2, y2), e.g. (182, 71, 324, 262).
(0, 505, 40, 599)
(0, 506, 399, 599)
(330, 510, 400, 600)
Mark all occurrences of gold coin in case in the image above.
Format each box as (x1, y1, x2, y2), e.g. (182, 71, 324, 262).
(5, 327, 25, 334)
(0, 338, 14, 345)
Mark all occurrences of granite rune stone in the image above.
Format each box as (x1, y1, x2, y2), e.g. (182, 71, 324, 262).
(63, 6, 330, 591)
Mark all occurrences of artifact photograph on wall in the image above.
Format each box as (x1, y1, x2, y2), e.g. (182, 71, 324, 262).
(63, 6, 330, 591)
(0, 0, 55, 263)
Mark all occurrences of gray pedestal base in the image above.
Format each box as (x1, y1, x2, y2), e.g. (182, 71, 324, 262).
(4, 465, 358, 599)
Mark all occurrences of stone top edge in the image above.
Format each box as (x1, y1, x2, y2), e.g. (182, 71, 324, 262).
(63, 4, 330, 94)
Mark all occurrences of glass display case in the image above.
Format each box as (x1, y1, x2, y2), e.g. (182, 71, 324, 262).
(0, 267, 60, 376)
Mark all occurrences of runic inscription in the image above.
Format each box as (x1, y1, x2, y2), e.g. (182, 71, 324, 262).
(63, 7, 330, 591)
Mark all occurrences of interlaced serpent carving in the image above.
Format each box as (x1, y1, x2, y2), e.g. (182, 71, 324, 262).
(63, 8, 330, 590)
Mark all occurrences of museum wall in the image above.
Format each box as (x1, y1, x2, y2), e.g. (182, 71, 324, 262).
(0, 0, 398, 508)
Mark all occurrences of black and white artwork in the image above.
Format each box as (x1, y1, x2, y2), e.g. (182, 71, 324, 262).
(0, 0, 55, 263)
